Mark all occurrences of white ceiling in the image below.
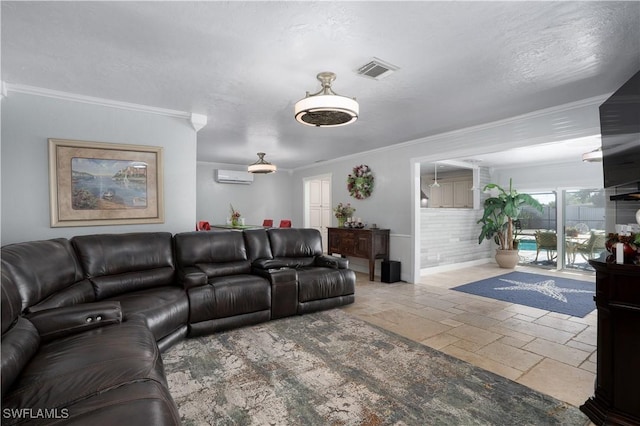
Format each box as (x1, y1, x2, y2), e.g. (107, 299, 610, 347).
(419, 135, 602, 175)
(2, 2, 639, 170)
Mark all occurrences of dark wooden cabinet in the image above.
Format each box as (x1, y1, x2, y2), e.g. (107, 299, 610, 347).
(580, 260, 640, 426)
(327, 227, 389, 281)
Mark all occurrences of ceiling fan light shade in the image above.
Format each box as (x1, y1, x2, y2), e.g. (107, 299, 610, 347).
(248, 152, 277, 174)
(294, 72, 359, 127)
(294, 95, 359, 127)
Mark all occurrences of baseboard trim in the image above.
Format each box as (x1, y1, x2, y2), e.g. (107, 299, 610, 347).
(420, 258, 492, 276)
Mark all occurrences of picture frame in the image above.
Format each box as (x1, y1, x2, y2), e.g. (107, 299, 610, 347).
(48, 138, 164, 227)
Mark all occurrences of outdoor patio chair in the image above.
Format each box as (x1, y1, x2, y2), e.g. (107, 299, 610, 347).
(535, 231, 557, 261)
(574, 232, 607, 262)
(575, 223, 590, 234)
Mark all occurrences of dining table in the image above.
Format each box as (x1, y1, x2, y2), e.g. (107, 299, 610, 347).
(210, 224, 265, 231)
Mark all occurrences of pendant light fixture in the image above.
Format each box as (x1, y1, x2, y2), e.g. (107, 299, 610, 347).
(248, 152, 277, 174)
(420, 190, 429, 207)
(429, 163, 440, 187)
(294, 72, 359, 127)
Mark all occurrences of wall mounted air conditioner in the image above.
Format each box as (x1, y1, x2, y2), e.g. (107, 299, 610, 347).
(214, 169, 254, 185)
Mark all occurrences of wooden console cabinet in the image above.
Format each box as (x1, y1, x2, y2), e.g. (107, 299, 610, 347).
(580, 260, 640, 425)
(327, 227, 390, 281)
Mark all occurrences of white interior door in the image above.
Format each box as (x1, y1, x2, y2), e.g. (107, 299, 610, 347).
(307, 175, 332, 252)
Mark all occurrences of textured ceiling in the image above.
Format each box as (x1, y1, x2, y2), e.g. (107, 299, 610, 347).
(2, 1, 639, 169)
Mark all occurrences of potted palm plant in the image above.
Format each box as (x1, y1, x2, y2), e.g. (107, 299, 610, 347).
(477, 179, 543, 268)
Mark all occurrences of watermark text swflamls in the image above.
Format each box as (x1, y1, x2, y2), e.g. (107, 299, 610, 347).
(2, 408, 69, 420)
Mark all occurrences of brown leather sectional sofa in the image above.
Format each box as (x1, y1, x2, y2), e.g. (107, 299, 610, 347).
(1, 228, 355, 425)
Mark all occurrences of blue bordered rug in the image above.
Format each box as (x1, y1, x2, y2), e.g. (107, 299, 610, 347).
(452, 271, 595, 317)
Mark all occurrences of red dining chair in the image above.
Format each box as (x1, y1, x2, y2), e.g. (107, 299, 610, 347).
(279, 219, 292, 228)
(262, 219, 274, 228)
(197, 221, 211, 231)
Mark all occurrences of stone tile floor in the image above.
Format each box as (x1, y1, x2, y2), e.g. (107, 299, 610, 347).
(340, 263, 597, 413)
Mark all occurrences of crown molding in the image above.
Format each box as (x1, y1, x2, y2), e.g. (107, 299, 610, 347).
(4, 82, 193, 119)
(190, 113, 208, 132)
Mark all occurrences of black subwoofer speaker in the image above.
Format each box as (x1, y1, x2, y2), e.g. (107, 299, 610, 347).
(381, 260, 401, 283)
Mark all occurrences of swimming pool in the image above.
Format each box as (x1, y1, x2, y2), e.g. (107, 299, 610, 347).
(518, 239, 537, 251)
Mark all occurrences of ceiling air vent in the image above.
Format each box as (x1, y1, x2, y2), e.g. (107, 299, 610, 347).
(356, 57, 399, 80)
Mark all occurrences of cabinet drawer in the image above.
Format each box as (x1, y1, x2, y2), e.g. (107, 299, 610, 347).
(354, 235, 370, 257)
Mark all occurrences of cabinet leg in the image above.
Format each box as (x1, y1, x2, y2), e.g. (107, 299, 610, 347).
(369, 261, 375, 281)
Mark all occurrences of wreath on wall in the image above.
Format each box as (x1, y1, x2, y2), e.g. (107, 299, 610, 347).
(347, 164, 374, 200)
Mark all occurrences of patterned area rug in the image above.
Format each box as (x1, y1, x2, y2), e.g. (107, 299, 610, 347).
(452, 271, 595, 317)
(162, 309, 588, 425)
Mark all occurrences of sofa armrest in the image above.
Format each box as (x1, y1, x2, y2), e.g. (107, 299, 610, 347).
(178, 267, 208, 289)
(252, 266, 296, 282)
(27, 301, 122, 343)
(252, 267, 299, 319)
(253, 258, 290, 270)
(315, 255, 349, 269)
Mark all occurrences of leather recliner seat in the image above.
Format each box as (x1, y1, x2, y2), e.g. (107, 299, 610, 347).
(1, 238, 95, 314)
(1, 234, 185, 424)
(71, 233, 189, 351)
(0, 271, 181, 425)
(246, 228, 356, 315)
(174, 230, 271, 337)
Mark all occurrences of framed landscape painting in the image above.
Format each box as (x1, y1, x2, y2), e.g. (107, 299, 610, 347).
(49, 139, 164, 227)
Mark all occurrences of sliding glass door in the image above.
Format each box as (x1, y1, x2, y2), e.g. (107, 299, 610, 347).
(563, 189, 606, 271)
(517, 189, 605, 272)
(517, 192, 557, 269)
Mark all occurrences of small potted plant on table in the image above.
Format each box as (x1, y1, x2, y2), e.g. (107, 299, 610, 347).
(333, 202, 355, 228)
(229, 204, 242, 227)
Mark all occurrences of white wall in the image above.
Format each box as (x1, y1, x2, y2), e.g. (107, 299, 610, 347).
(196, 162, 293, 227)
(293, 154, 409, 233)
(292, 152, 413, 280)
(1, 93, 197, 244)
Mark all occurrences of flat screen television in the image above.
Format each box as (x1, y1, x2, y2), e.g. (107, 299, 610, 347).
(600, 69, 640, 191)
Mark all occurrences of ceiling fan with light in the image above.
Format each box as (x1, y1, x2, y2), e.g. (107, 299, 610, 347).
(247, 152, 277, 174)
(294, 72, 359, 127)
